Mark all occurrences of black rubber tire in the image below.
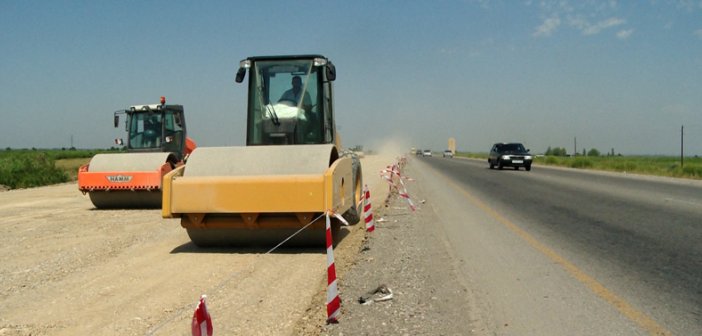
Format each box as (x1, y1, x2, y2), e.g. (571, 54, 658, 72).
(525, 165, 532, 171)
(498, 161, 504, 170)
(341, 155, 363, 225)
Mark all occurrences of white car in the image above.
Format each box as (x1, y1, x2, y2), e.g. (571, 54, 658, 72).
(443, 150, 454, 158)
(422, 149, 432, 157)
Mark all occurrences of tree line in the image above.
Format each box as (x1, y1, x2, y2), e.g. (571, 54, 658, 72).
(544, 146, 619, 157)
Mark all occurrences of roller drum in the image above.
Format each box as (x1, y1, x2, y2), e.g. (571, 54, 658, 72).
(182, 144, 336, 177)
(89, 190, 162, 209)
(85, 152, 174, 209)
(87, 152, 174, 172)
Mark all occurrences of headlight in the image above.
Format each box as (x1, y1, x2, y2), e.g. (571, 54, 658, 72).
(501, 155, 510, 160)
(525, 155, 533, 160)
(313, 57, 327, 66)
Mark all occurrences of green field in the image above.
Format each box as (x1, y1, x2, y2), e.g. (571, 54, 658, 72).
(0, 148, 117, 189)
(457, 152, 702, 180)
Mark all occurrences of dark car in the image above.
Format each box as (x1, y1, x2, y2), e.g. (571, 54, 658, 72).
(488, 142, 533, 171)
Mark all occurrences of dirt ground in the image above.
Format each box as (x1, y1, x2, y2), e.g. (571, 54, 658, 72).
(0, 153, 401, 336)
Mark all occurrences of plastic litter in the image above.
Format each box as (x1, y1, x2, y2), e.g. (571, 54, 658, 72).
(359, 284, 394, 305)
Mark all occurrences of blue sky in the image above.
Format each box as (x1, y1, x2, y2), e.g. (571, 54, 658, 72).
(1, 0, 701, 155)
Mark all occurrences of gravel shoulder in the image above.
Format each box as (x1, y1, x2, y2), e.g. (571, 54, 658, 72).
(297, 157, 490, 335)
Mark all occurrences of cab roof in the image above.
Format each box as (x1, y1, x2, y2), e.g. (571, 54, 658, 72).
(127, 104, 183, 113)
(245, 54, 327, 62)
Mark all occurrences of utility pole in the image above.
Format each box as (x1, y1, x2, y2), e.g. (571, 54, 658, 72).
(574, 137, 577, 156)
(681, 125, 684, 168)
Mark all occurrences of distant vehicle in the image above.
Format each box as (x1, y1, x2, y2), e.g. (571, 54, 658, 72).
(422, 149, 432, 157)
(410, 147, 417, 155)
(416, 149, 423, 156)
(488, 142, 532, 171)
(443, 150, 454, 158)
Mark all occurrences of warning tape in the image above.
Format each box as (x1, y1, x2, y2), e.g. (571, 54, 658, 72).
(379, 156, 416, 211)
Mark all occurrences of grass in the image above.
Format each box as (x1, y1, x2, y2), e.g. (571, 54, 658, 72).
(55, 157, 92, 181)
(455, 152, 702, 180)
(0, 152, 68, 189)
(0, 148, 117, 189)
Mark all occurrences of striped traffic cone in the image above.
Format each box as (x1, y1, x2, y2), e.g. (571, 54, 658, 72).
(191, 295, 213, 336)
(363, 185, 375, 232)
(325, 213, 341, 323)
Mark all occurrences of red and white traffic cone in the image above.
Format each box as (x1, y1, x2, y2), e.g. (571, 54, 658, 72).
(363, 185, 375, 232)
(325, 213, 341, 323)
(191, 295, 213, 336)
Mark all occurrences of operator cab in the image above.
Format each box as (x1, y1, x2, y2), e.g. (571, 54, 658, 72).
(113, 98, 188, 160)
(236, 55, 336, 146)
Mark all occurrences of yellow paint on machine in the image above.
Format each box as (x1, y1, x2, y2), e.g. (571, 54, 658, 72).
(169, 175, 325, 213)
(162, 153, 354, 221)
(161, 165, 182, 219)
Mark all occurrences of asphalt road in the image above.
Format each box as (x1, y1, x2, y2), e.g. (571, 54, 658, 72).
(410, 156, 701, 335)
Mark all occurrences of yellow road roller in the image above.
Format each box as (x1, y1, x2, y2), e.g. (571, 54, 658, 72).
(162, 55, 362, 246)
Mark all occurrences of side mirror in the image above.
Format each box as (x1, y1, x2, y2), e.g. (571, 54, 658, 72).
(114, 115, 119, 128)
(235, 67, 246, 83)
(527, 149, 531, 152)
(326, 62, 336, 81)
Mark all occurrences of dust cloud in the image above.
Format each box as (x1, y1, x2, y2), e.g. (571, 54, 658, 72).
(369, 135, 411, 158)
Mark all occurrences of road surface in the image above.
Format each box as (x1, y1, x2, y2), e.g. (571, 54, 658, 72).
(401, 156, 701, 335)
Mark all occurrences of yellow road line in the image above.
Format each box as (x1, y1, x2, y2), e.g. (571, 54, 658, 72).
(446, 179, 672, 336)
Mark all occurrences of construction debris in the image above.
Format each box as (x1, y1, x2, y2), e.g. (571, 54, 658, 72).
(358, 284, 394, 305)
